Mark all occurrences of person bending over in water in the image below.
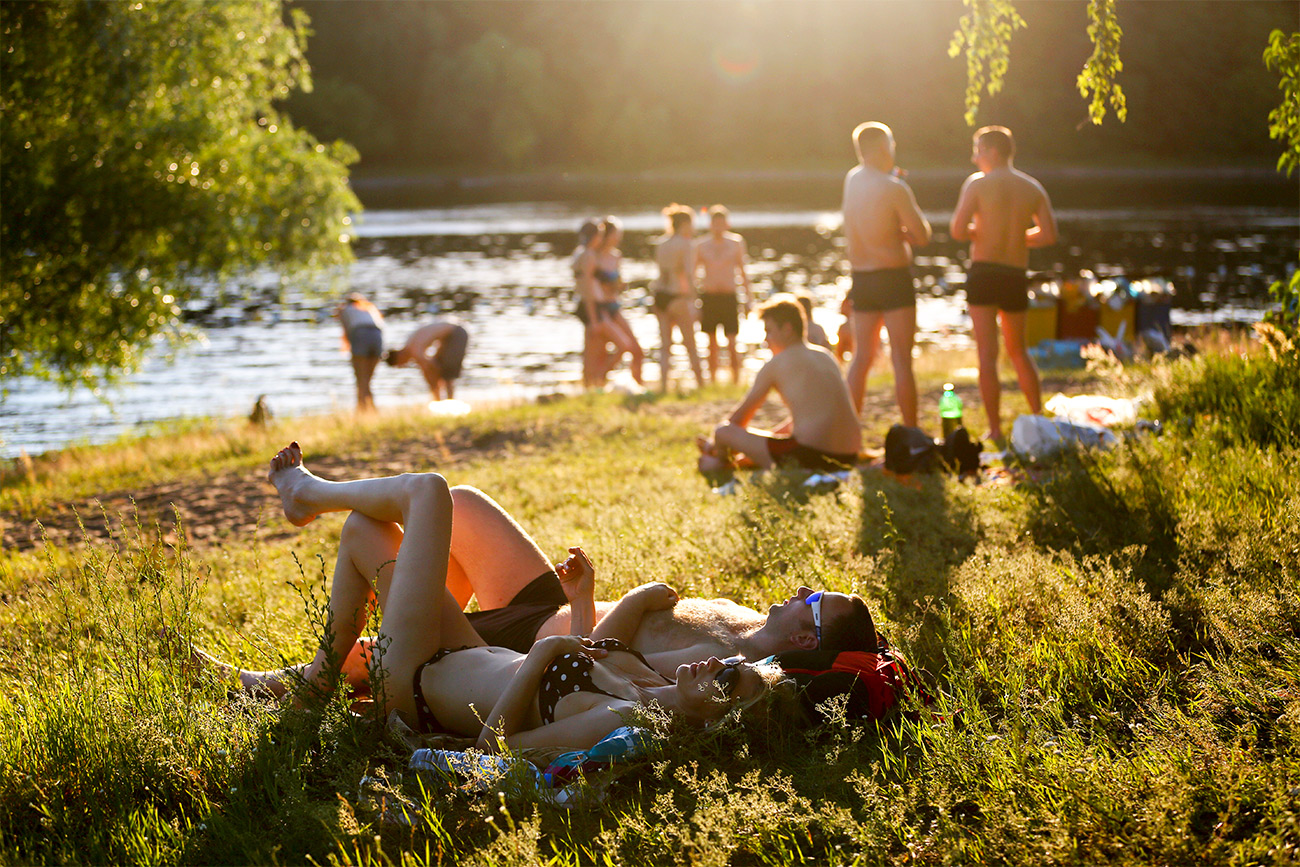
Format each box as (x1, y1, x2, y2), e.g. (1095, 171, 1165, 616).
(697, 296, 862, 477)
(200, 444, 795, 750)
(385, 321, 468, 400)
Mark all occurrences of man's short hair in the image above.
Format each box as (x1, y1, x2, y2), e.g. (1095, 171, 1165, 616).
(708, 204, 730, 221)
(974, 125, 1015, 158)
(820, 594, 879, 655)
(758, 295, 807, 341)
(793, 291, 815, 318)
(662, 203, 694, 234)
(852, 121, 893, 161)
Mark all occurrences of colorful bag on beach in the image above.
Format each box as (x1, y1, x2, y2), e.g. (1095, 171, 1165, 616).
(775, 636, 935, 724)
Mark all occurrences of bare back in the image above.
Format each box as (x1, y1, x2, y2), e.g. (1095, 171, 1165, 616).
(764, 344, 863, 455)
(653, 235, 694, 294)
(953, 167, 1052, 268)
(842, 166, 929, 271)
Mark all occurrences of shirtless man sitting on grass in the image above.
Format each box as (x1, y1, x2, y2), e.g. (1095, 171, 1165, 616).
(223, 442, 880, 698)
(696, 296, 863, 478)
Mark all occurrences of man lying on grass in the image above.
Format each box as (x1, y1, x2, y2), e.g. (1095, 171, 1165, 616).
(697, 295, 862, 479)
(197, 444, 800, 749)
(219, 443, 880, 702)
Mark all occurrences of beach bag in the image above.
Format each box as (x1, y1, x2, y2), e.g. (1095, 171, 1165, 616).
(775, 636, 933, 724)
(884, 424, 938, 473)
(938, 426, 982, 474)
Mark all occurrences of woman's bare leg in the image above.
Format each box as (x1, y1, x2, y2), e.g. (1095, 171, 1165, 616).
(265, 443, 482, 718)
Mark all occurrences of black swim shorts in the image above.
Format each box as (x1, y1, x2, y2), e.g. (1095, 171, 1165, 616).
(766, 436, 858, 472)
(699, 293, 740, 336)
(965, 262, 1029, 312)
(848, 267, 916, 313)
(434, 325, 469, 380)
(464, 570, 566, 653)
(651, 290, 681, 314)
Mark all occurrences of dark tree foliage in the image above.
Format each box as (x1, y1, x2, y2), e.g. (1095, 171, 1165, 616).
(1, 0, 359, 389)
(286, 0, 1294, 173)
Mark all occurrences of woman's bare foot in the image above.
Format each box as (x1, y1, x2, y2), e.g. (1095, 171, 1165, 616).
(267, 441, 319, 527)
(160, 628, 288, 698)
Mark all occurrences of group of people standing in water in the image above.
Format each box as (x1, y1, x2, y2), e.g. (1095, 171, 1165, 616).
(572, 204, 755, 393)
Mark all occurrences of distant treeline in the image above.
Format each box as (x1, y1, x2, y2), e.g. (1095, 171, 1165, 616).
(284, 0, 1297, 173)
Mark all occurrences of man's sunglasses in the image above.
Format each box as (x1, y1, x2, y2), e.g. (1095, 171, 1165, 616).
(805, 590, 824, 646)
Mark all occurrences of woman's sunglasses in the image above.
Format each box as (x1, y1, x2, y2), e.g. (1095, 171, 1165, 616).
(714, 657, 746, 698)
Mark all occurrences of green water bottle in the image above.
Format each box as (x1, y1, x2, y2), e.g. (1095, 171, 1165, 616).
(939, 383, 963, 439)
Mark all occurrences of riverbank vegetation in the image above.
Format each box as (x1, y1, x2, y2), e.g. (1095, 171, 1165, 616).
(1, 332, 1296, 865)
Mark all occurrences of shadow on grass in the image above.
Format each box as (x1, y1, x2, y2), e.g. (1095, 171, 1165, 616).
(854, 468, 980, 668)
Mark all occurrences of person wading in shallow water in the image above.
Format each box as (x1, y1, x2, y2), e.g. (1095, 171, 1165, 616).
(950, 125, 1058, 446)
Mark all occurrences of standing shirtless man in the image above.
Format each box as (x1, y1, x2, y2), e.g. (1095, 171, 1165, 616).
(950, 126, 1058, 444)
(695, 205, 754, 384)
(697, 296, 862, 476)
(842, 122, 932, 427)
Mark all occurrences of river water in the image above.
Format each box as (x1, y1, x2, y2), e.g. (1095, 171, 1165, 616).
(2, 195, 1297, 459)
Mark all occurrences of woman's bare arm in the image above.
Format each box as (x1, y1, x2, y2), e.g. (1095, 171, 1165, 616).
(476, 635, 603, 753)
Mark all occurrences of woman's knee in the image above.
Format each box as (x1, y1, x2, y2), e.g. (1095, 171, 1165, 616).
(340, 511, 400, 547)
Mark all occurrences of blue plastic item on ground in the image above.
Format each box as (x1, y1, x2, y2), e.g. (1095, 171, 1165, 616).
(1027, 339, 1087, 369)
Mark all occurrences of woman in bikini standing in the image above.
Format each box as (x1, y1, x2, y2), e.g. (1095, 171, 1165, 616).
(650, 205, 705, 393)
(589, 216, 645, 389)
(203, 443, 793, 751)
(573, 220, 610, 389)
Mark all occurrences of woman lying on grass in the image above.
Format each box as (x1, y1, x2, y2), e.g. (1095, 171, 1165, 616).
(200, 443, 794, 752)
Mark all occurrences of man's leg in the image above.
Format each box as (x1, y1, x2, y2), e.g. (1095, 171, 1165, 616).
(657, 312, 674, 392)
(969, 305, 1004, 440)
(881, 306, 918, 427)
(712, 422, 777, 469)
(845, 311, 884, 414)
(1000, 310, 1043, 414)
(726, 331, 742, 383)
(706, 327, 721, 384)
(678, 311, 705, 390)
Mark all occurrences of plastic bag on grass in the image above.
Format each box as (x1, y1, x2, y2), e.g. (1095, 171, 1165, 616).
(1044, 393, 1139, 427)
(1010, 414, 1117, 460)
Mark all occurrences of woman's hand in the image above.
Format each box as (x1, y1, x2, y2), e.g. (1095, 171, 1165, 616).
(531, 634, 606, 663)
(556, 546, 596, 603)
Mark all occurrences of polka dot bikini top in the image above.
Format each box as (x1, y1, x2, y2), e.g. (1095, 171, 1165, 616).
(537, 638, 657, 725)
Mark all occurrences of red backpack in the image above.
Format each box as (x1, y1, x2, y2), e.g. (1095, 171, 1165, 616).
(775, 635, 936, 724)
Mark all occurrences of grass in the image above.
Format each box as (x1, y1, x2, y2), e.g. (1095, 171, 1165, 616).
(1, 338, 1298, 865)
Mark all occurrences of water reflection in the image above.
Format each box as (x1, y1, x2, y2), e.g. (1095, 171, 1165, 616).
(1, 203, 1296, 459)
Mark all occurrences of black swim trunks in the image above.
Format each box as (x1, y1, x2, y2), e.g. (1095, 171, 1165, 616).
(537, 638, 656, 724)
(651, 290, 681, 314)
(848, 267, 916, 313)
(965, 262, 1029, 312)
(699, 293, 740, 336)
(434, 325, 469, 380)
(766, 436, 858, 472)
(465, 570, 566, 653)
